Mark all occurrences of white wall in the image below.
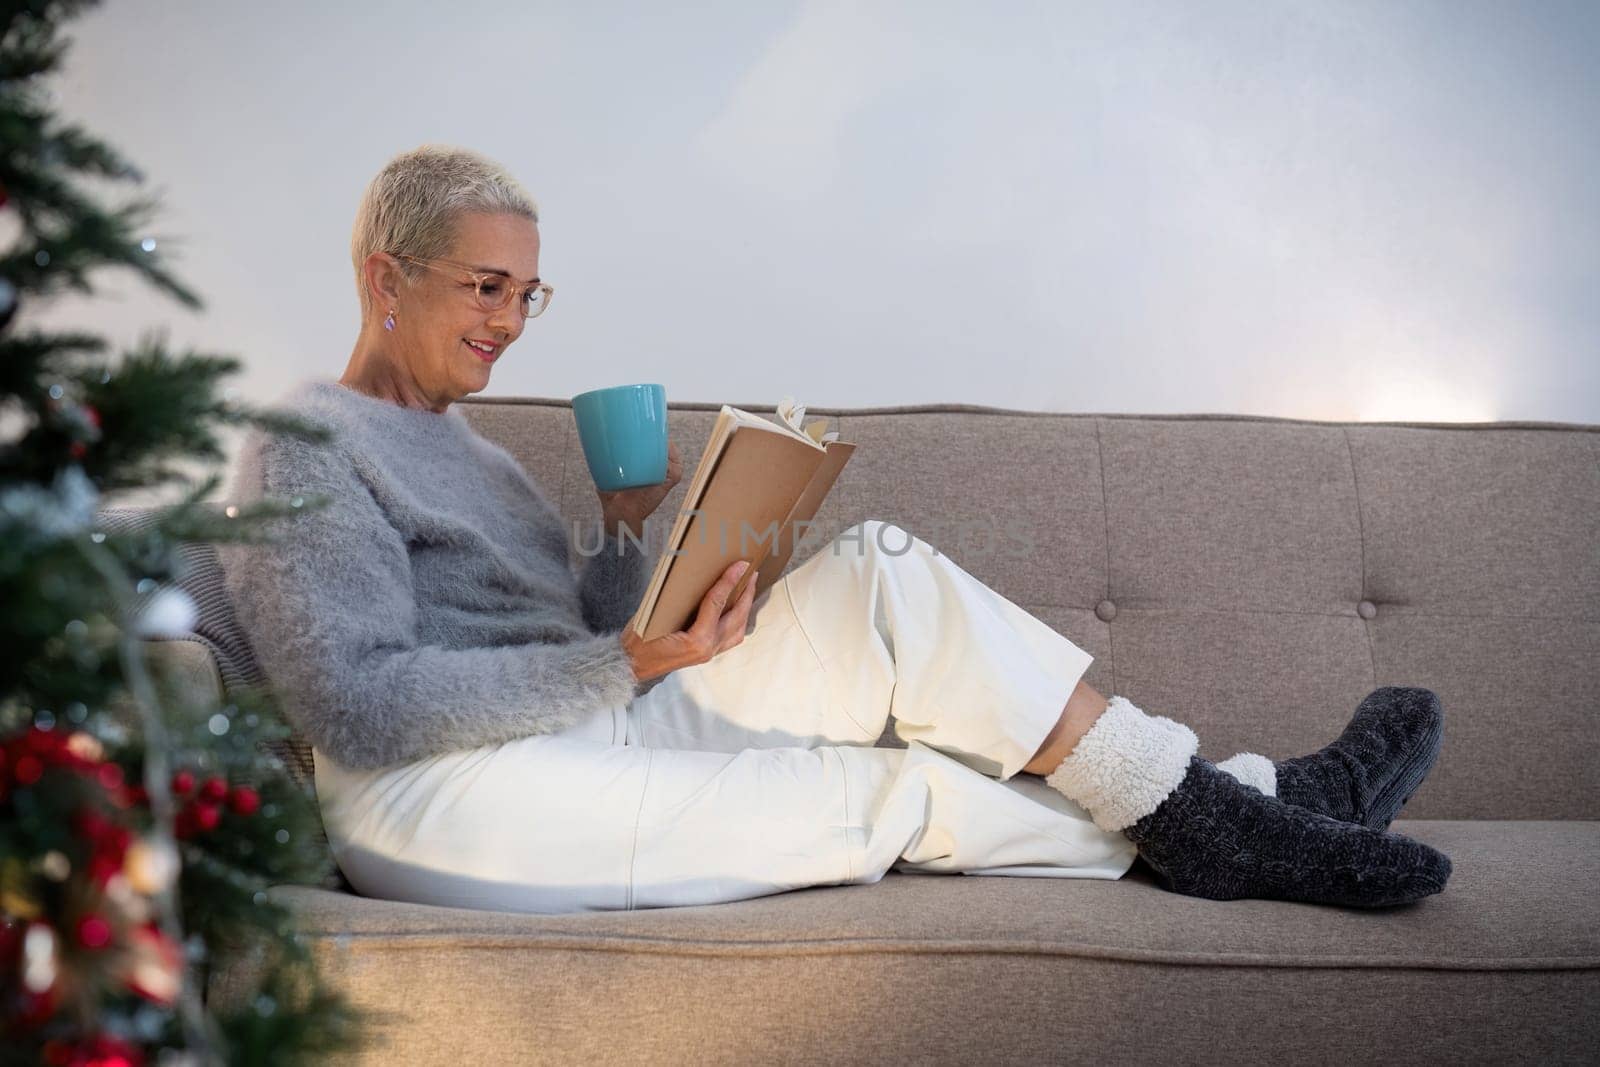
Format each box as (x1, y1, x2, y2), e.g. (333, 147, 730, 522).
(31, 0, 1600, 430)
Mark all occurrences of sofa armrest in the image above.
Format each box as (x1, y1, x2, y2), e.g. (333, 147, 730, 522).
(143, 637, 227, 709)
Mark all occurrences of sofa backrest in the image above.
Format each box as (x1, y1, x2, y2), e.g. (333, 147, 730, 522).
(459, 398, 1600, 821)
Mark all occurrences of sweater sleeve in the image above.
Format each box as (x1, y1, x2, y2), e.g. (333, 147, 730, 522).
(577, 528, 654, 635)
(218, 429, 641, 771)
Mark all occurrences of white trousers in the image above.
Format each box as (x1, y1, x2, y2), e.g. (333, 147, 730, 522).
(313, 520, 1136, 915)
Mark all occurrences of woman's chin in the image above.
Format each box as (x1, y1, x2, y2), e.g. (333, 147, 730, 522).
(461, 352, 494, 383)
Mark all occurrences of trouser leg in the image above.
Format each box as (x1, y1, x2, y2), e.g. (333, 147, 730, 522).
(315, 718, 1134, 916)
(629, 518, 1094, 782)
(625, 739, 1135, 910)
(613, 518, 1131, 911)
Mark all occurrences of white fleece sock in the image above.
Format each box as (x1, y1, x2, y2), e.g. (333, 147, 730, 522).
(1043, 695, 1199, 833)
(1216, 752, 1278, 796)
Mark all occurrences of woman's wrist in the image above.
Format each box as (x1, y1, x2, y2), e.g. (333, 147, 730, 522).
(602, 512, 644, 542)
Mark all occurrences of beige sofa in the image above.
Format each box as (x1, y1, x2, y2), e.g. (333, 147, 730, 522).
(139, 398, 1597, 1063)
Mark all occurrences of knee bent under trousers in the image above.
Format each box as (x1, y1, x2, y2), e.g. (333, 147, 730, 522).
(312, 520, 1137, 914)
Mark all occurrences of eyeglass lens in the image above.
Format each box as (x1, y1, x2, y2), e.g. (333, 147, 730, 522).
(475, 276, 547, 317)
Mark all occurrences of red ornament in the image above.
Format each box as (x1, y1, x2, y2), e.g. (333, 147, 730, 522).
(228, 785, 261, 816)
(170, 769, 195, 795)
(192, 801, 222, 832)
(14, 754, 43, 785)
(96, 762, 124, 791)
(83, 404, 101, 430)
(199, 775, 228, 802)
(76, 915, 113, 950)
(69, 441, 87, 460)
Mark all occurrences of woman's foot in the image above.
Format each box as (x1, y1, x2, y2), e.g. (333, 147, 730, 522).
(1216, 686, 1445, 830)
(1044, 695, 1452, 907)
(1125, 756, 1452, 906)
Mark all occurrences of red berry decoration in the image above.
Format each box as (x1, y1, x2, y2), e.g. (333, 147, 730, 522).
(77, 915, 113, 950)
(200, 775, 228, 802)
(170, 769, 195, 795)
(96, 762, 124, 790)
(228, 785, 260, 816)
(15, 754, 44, 785)
(192, 801, 221, 832)
(68, 441, 87, 460)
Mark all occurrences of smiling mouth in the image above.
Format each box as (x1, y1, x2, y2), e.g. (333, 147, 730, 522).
(463, 339, 498, 362)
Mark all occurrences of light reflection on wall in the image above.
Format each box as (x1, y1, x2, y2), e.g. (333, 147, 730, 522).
(1352, 375, 1500, 424)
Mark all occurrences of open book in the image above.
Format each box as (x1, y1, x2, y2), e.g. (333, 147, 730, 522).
(626, 398, 856, 641)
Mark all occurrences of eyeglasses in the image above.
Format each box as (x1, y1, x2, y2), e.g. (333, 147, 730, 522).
(389, 253, 554, 319)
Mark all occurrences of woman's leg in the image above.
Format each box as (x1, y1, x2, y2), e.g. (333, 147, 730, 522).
(313, 706, 1137, 916)
(612, 518, 1142, 906)
(624, 518, 1448, 910)
(631, 519, 1093, 782)
(1020, 679, 1110, 777)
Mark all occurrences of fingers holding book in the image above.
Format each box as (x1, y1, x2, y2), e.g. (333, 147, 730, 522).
(620, 558, 758, 683)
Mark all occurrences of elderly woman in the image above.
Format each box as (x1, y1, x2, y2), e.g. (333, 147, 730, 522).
(219, 144, 1452, 916)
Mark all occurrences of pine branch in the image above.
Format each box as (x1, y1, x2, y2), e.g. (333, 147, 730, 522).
(0, 193, 199, 307)
(0, 329, 106, 395)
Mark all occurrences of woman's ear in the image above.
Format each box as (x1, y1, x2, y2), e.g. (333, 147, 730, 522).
(362, 252, 406, 313)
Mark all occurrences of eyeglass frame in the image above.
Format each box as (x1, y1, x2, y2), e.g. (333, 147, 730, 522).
(387, 252, 554, 319)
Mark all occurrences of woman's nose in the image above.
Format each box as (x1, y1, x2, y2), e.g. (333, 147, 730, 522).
(485, 301, 525, 342)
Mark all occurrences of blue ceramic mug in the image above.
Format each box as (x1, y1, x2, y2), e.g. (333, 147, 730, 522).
(572, 383, 669, 491)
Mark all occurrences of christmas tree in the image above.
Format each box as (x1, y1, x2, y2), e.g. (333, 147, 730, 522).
(1, 1, 367, 1062)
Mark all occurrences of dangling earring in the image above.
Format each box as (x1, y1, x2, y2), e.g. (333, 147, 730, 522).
(383, 309, 396, 332)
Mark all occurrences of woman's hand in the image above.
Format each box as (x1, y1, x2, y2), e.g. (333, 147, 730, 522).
(620, 559, 758, 683)
(597, 440, 683, 539)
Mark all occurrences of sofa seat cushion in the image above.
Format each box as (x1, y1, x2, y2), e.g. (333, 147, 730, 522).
(217, 820, 1596, 1062)
(266, 820, 1597, 968)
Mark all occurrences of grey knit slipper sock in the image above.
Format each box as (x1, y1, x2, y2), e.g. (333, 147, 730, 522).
(1126, 756, 1451, 906)
(1218, 686, 1445, 830)
(1047, 697, 1452, 908)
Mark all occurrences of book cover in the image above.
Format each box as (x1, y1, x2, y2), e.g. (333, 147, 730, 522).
(627, 401, 855, 641)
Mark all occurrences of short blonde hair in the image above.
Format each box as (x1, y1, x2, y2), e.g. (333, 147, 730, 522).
(350, 144, 540, 321)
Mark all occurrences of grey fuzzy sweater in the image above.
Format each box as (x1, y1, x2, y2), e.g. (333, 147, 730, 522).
(217, 380, 652, 771)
